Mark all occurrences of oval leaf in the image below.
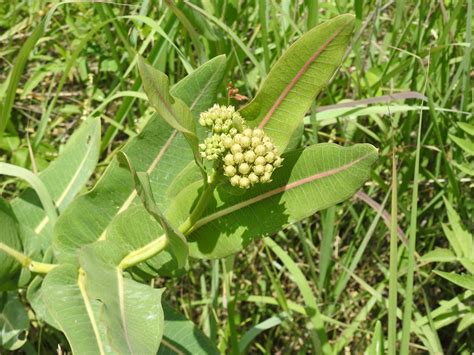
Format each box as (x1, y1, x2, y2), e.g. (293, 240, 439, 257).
(240, 14, 355, 152)
(168, 143, 377, 259)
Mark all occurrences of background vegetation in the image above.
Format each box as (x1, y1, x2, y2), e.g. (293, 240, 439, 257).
(0, 0, 472, 353)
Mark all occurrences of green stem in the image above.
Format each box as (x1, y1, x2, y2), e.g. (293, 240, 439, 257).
(118, 234, 167, 270)
(179, 173, 218, 235)
(119, 173, 219, 270)
(0, 242, 57, 274)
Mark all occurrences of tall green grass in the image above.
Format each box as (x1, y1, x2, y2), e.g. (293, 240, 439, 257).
(0, 0, 472, 353)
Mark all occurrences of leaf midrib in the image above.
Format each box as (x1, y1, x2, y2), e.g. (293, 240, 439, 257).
(258, 21, 351, 129)
(192, 153, 371, 231)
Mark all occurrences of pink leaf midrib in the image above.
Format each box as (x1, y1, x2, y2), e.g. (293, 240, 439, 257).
(192, 153, 371, 231)
(258, 24, 349, 129)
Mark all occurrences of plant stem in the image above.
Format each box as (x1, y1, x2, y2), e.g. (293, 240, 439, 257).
(0, 242, 57, 274)
(118, 234, 167, 270)
(119, 173, 219, 270)
(179, 173, 218, 235)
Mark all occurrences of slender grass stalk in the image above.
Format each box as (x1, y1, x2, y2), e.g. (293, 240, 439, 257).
(388, 140, 399, 354)
(400, 71, 425, 355)
(258, 0, 270, 74)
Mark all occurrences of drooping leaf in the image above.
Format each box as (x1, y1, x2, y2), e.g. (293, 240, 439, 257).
(117, 151, 188, 269)
(11, 117, 101, 242)
(0, 292, 29, 351)
(159, 303, 218, 355)
(433, 271, 474, 291)
(168, 143, 377, 259)
(53, 56, 227, 263)
(79, 242, 164, 354)
(138, 56, 201, 167)
(0, 198, 22, 290)
(240, 14, 355, 152)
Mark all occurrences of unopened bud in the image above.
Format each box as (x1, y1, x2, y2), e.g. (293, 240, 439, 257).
(239, 163, 251, 175)
(239, 177, 250, 189)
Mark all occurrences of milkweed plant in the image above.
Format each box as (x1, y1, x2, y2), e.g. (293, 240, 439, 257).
(0, 14, 378, 354)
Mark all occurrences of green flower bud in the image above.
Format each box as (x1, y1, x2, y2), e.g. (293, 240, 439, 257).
(238, 163, 251, 175)
(224, 153, 234, 165)
(243, 128, 253, 137)
(234, 152, 244, 164)
(265, 152, 275, 163)
(239, 177, 250, 189)
(251, 137, 261, 147)
(240, 136, 251, 148)
(224, 165, 236, 177)
(260, 172, 272, 183)
(264, 164, 273, 173)
(254, 156, 266, 166)
(230, 175, 241, 186)
(274, 157, 283, 168)
(255, 145, 266, 156)
(222, 136, 234, 149)
(253, 165, 265, 176)
(244, 150, 256, 163)
(231, 144, 242, 154)
(252, 129, 264, 138)
(248, 172, 259, 184)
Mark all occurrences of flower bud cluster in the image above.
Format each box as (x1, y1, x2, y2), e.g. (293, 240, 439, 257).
(222, 128, 283, 189)
(199, 135, 226, 161)
(199, 104, 245, 136)
(198, 105, 283, 189)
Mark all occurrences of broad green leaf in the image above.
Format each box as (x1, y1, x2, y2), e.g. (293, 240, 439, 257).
(449, 134, 474, 155)
(26, 275, 60, 329)
(0, 198, 22, 290)
(53, 56, 227, 264)
(420, 248, 457, 263)
(117, 152, 188, 269)
(159, 303, 218, 355)
(169, 143, 377, 259)
(42, 265, 113, 354)
(11, 117, 101, 241)
(79, 242, 164, 354)
(0, 292, 29, 351)
(138, 56, 201, 166)
(240, 14, 355, 152)
(433, 271, 474, 291)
